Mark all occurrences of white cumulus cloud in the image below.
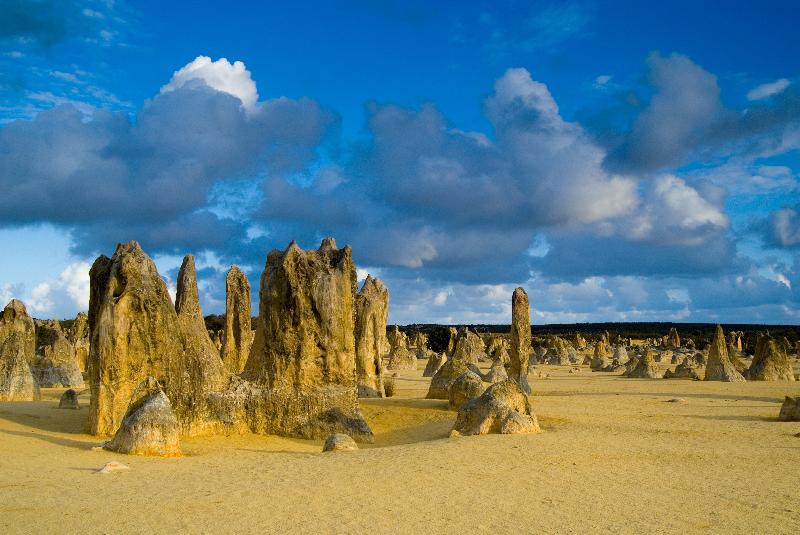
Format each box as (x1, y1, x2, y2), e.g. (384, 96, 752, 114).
(26, 261, 90, 317)
(161, 56, 259, 111)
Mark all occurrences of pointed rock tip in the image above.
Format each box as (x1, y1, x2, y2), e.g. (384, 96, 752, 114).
(285, 240, 301, 253)
(114, 240, 143, 256)
(319, 236, 337, 252)
(4, 298, 29, 315)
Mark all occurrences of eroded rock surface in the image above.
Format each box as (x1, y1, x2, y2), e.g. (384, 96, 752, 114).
(0, 332, 41, 401)
(88, 241, 228, 436)
(591, 342, 611, 371)
(704, 326, 745, 382)
(423, 352, 447, 377)
(664, 358, 701, 380)
(624, 348, 662, 379)
(354, 275, 387, 397)
(33, 320, 83, 388)
(221, 265, 252, 374)
(385, 325, 416, 371)
(103, 377, 181, 457)
(238, 238, 373, 442)
(451, 380, 540, 436)
(509, 288, 531, 394)
(0, 299, 36, 364)
(69, 312, 90, 372)
(745, 334, 795, 381)
(448, 371, 485, 411)
(482, 358, 508, 383)
(427, 357, 479, 400)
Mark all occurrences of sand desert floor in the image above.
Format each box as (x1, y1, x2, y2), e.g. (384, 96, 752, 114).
(1, 363, 799, 534)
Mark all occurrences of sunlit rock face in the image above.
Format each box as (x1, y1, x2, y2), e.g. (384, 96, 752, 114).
(451, 380, 540, 436)
(32, 320, 83, 388)
(0, 332, 41, 401)
(87, 239, 374, 443)
(509, 288, 531, 395)
(87, 241, 228, 437)
(103, 377, 182, 457)
(354, 275, 388, 398)
(69, 312, 90, 372)
(703, 325, 745, 383)
(0, 299, 36, 365)
(238, 238, 373, 442)
(221, 265, 252, 374)
(745, 333, 795, 381)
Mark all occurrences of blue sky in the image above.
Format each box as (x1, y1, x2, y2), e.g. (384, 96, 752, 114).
(1, 0, 799, 324)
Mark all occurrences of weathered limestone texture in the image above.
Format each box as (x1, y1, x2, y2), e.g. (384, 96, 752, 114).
(745, 334, 795, 381)
(69, 312, 90, 372)
(103, 377, 182, 457)
(354, 275, 388, 397)
(88, 241, 228, 436)
(448, 371, 485, 411)
(451, 380, 540, 436)
(0, 299, 36, 364)
(32, 320, 83, 388)
(703, 326, 745, 382)
(221, 265, 252, 374)
(238, 238, 373, 442)
(0, 332, 41, 401)
(509, 288, 531, 394)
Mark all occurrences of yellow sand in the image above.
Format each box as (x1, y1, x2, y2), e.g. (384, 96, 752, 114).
(1, 364, 799, 534)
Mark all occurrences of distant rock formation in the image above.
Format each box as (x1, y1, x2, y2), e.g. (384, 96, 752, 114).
(612, 345, 629, 364)
(509, 288, 531, 394)
(703, 326, 745, 382)
(354, 275, 388, 397)
(623, 348, 662, 379)
(664, 358, 701, 380)
(667, 327, 680, 348)
(486, 336, 507, 360)
(574, 332, 587, 349)
(450, 328, 485, 365)
(427, 357, 478, 400)
(68, 312, 89, 372)
(32, 320, 83, 388)
(0, 332, 40, 401)
(445, 327, 458, 356)
(409, 331, 428, 351)
(0, 299, 36, 364)
(103, 377, 181, 457)
(481, 358, 508, 383)
(590, 342, 610, 371)
(221, 265, 252, 374)
(545, 336, 571, 365)
(745, 334, 795, 381)
(451, 380, 540, 436)
(386, 330, 417, 371)
(423, 352, 447, 377)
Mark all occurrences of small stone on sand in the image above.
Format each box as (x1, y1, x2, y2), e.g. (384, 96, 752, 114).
(97, 461, 130, 474)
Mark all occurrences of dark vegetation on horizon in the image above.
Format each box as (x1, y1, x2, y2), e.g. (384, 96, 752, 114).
(195, 316, 799, 357)
(404, 322, 800, 355)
